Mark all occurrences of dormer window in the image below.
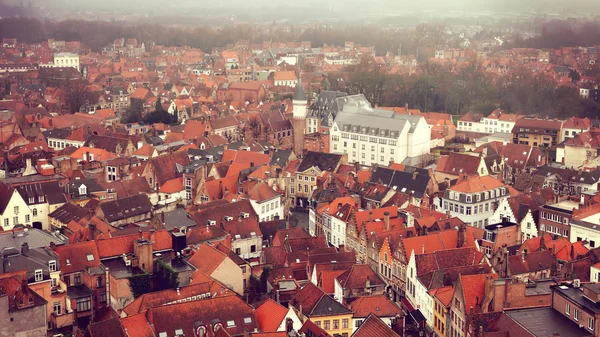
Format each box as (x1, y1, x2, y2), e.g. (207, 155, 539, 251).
(35, 269, 43, 282)
(49, 260, 56, 272)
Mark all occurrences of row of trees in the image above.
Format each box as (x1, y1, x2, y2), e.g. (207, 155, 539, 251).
(122, 98, 178, 125)
(0, 17, 451, 56)
(332, 58, 600, 118)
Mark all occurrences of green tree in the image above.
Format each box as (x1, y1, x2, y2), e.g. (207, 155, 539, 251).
(122, 99, 143, 123)
(569, 69, 581, 82)
(155, 259, 179, 291)
(128, 273, 151, 299)
(155, 97, 164, 112)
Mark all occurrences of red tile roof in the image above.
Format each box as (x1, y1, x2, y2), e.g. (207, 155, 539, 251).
(350, 295, 402, 318)
(351, 313, 400, 337)
(145, 295, 258, 337)
(187, 243, 229, 275)
(54, 241, 101, 274)
(459, 274, 497, 313)
(122, 281, 227, 316)
(436, 152, 483, 176)
(96, 230, 172, 259)
(336, 264, 386, 289)
(449, 175, 505, 193)
(318, 269, 347, 294)
(120, 314, 156, 337)
(431, 286, 454, 307)
(255, 299, 288, 332)
(247, 182, 280, 202)
(159, 177, 184, 193)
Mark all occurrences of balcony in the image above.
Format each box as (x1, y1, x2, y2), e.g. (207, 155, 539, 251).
(51, 310, 75, 329)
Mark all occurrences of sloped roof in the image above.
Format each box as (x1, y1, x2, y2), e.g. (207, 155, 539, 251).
(336, 264, 386, 289)
(187, 243, 228, 275)
(255, 299, 289, 332)
(350, 295, 402, 318)
(54, 241, 100, 274)
(351, 313, 400, 337)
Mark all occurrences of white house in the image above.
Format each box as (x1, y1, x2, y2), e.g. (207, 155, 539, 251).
(0, 184, 33, 230)
(248, 183, 283, 223)
(329, 94, 430, 166)
(53, 52, 80, 71)
(405, 251, 435, 326)
(570, 215, 600, 249)
(436, 175, 510, 228)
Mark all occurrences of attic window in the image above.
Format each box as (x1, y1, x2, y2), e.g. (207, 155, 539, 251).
(159, 333, 167, 337)
(243, 317, 252, 324)
(66, 259, 71, 266)
(86, 254, 94, 262)
(226, 320, 236, 327)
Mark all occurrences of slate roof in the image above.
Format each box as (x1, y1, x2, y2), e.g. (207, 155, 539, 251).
(98, 194, 152, 223)
(0, 228, 67, 250)
(369, 166, 430, 198)
(297, 151, 343, 172)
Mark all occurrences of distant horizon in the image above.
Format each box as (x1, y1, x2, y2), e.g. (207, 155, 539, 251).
(3, 0, 600, 19)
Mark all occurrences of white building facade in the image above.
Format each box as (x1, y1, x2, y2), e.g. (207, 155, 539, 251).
(53, 52, 80, 71)
(329, 95, 430, 166)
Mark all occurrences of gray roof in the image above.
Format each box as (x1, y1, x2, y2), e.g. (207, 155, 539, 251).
(15, 181, 66, 206)
(505, 306, 593, 337)
(161, 209, 197, 231)
(1, 247, 59, 283)
(98, 194, 152, 223)
(293, 78, 306, 101)
(0, 228, 67, 251)
(333, 94, 423, 137)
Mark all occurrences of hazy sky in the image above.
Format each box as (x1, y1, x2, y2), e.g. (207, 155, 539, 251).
(7, 0, 600, 18)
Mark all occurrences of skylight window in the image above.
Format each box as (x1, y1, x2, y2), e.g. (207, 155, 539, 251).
(86, 254, 94, 262)
(226, 320, 236, 327)
(243, 317, 252, 324)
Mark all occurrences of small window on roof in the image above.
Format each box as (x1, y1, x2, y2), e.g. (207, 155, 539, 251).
(66, 259, 71, 266)
(86, 254, 94, 262)
(227, 320, 236, 327)
(244, 317, 252, 324)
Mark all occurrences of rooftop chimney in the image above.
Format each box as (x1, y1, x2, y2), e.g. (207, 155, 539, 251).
(21, 242, 29, 257)
(383, 212, 390, 231)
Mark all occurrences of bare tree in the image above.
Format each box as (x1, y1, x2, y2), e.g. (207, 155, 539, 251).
(64, 80, 88, 114)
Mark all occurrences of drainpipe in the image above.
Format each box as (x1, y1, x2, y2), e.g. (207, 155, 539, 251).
(105, 267, 111, 309)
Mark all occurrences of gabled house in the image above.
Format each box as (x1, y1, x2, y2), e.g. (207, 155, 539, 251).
(290, 282, 354, 336)
(334, 264, 387, 305)
(187, 243, 244, 295)
(53, 241, 106, 324)
(0, 182, 33, 230)
(0, 272, 49, 337)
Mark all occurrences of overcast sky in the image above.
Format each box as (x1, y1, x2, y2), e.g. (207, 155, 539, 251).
(7, 0, 600, 17)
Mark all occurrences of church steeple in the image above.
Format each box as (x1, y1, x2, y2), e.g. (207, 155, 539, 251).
(292, 76, 307, 157)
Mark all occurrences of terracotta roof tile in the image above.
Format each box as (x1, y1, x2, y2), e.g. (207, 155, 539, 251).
(350, 295, 402, 318)
(460, 274, 497, 313)
(352, 313, 400, 337)
(336, 264, 386, 289)
(96, 230, 172, 259)
(255, 299, 289, 332)
(187, 243, 228, 274)
(54, 241, 100, 274)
